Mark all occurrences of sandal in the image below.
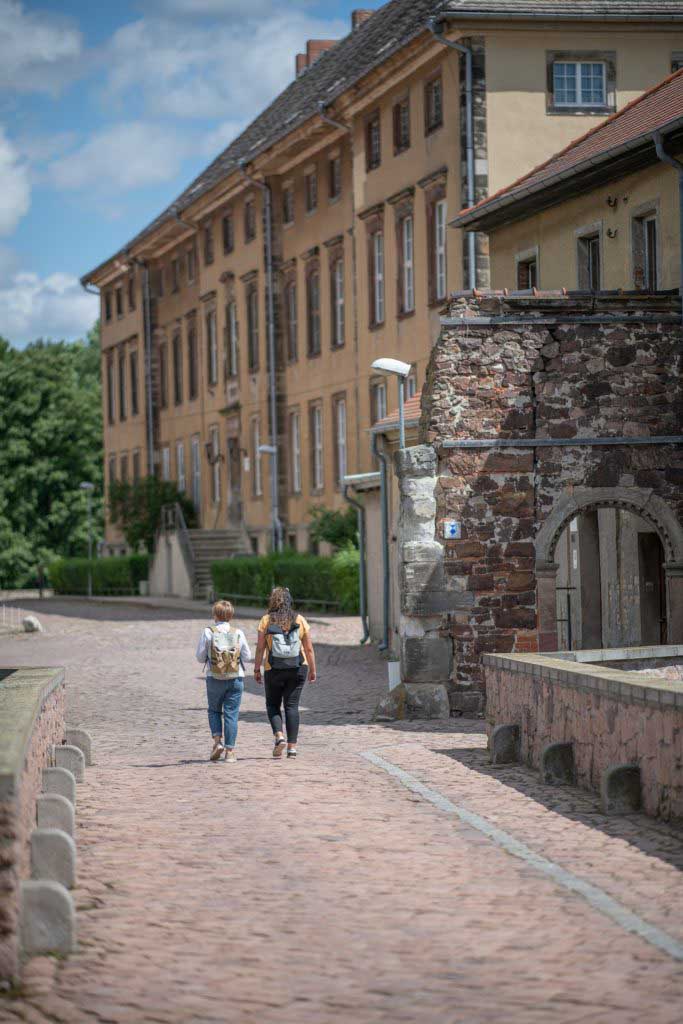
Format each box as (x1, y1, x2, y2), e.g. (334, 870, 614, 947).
(273, 737, 286, 758)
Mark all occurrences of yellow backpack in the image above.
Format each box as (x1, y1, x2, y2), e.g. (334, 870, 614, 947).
(208, 626, 241, 679)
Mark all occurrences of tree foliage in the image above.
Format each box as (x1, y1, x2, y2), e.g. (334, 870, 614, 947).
(109, 477, 197, 554)
(0, 325, 104, 588)
(307, 505, 359, 551)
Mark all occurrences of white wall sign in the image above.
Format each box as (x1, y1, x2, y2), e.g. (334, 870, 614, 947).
(443, 520, 461, 540)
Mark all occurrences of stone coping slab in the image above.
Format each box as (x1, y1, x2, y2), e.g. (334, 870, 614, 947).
(482, 651, 683, 711)
(0, 667, 65, 799)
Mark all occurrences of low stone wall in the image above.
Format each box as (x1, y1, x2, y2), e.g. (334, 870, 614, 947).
(0, 668, 66, 982)
(483, 648, 683, 821)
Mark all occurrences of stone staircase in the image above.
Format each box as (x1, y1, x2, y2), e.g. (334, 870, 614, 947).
(187, 528, 251, 600)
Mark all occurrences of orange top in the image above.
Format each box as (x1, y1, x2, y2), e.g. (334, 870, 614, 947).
(258, 613, 310, 671)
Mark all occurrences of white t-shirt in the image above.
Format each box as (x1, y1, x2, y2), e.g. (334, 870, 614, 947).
(195, 621, 252, 678)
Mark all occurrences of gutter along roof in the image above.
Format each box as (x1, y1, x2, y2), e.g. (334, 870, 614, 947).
(441, 1, 683, 21)
(452, 68, 683, 233)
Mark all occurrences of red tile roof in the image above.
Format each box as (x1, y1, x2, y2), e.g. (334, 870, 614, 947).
(453, 68, 683, 230)
(371, 393, 423, 433)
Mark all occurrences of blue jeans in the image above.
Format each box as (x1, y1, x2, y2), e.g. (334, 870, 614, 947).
(206, 676, 244, 748)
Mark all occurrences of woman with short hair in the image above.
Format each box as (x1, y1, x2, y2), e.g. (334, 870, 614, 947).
(254, 587, 317, 758)
(195, 599, 251, 763)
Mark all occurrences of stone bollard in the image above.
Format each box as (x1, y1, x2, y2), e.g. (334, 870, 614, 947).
(22, 615, 44, 633)
(540, 741, 575, 786)
(65, 728, 93, 766)
(601, 764, 642, 815)
(53, 744, 85, 782)
(20, 881, 76, 956)
(31, 828, 77, 890)
(42, 767, 76, 806)
(490, 724, 520, 765)
(36, 794, 75, 837)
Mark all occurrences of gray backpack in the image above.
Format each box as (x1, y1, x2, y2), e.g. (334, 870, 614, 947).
(267, 622, 302, 670)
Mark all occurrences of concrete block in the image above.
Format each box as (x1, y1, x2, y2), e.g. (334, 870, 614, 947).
(601, 764, 642, 814)
(449, 690, 484, 715)
(395, 444, 437, 479)
(36, 794, 75, 837)
(490, 724, 520, 764)
(374, 682, 450, 721)
(42, 767, 76, 806)
(401, 636, 452, 684)
(20, 881, 76, 956)
(65, 727, 93, 766)
(53, 744, 85, 782)
(540, 742, 575, 786)
(31, 828, 77, 889)
(22, 615, 44, 633)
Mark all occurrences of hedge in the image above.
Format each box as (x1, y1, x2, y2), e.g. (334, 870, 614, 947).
(211, 548, 360, 614)
(49, 554, 150, 596)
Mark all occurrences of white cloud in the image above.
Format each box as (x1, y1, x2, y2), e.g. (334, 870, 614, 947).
(200, 119, 244, 159)
(0, 0, 83, 95)
(49, 121, 190, 192)
(0, 269, 98, 345)
(0, 127, 30, 235)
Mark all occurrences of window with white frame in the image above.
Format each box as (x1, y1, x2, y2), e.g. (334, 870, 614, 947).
(633, 211, 659, 291)
(371, 380, 387, 424)
(161, 446, 171, 482)
(206, 310, 218, 386)
(285, 282, 297, 362)
(335, 397, 347, 486)
(401, 215, 415, 313)
(289, 410, 301, 493)
(310, 404, 324, 491)
(553, 61, 606, 107)
(332, 258, 345, 347)
(227, 300, 238, 378)
(406, 367, 417, 399)
(252, 417, 262, 497)
(191, 435, 201, 513)
(435, 199, 447, 301)
(372, 231, 385, 325)
(176, 441, 186, 492)
(577, 232, 601, 292)
(210, 425, 221, 503)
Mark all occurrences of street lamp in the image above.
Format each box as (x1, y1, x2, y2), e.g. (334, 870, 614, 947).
(371, 357, 412, 449)
(79, 482, 95, 598)
(257, 444, 282, 552)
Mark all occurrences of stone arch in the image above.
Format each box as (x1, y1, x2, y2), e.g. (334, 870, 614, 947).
(535, 487, 683, 650)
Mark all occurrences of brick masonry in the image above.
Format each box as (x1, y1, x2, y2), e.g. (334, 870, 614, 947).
(399, 292, 683, 705)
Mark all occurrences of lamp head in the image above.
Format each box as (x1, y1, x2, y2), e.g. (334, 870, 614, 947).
(258, 444, 277, 455)
(371, 357, 411, 378)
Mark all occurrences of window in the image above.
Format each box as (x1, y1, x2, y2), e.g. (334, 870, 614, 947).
(434, 199, 448, 301)
(115, 286, 123, 318)
(187, 248, 196, 284)
(553, 61, 606, 108)
(329, 156, 342, 200)
(172, 331, 183, 404)
(305, 171, 318, 213)
(203, 222, 214, 265)
(334, 397, 347, 486)
(289, 411, 301, 493)
(331, 258, 344, 348)
(366, 111, 381, 170)
(210, 426, 221, 504)
(176, 441, 185, 492)
(633, 212, 659, 290)
(120, 453, 128, 483)
(425, 76, 443, 134)
(247, 284, 259, 371)
(577, 233, 601, 292)
(307, 270, 321, 357)
(285, 282, 298, 362)
(128, 276, 136, 312)
(672, 53, 683, 73)
(130, 351, 139, 416)
(371, 231, 385, 325)
(400, 215, 415, 314)
(310, 404, 324, 491)
(171, 258, 180, 293)
(108, 454, 116, 487)
(644, 216, 658, 291)
(222, 212, 234, 254)
(132, 450, 141, 482)
(251, 417, 262, 497)
(393, 97, 410, 153)
(118, 350, 127, 421)
(161, 446, 171, 482)
(226, 300, 239, 378)
(159, 341, 168, 409)
(153, 267, 164, 298)
(191, 435, 201, 512)
(106, 355, 115, 424)
(517, 256, 538, 290)
(245, 199, 256, 242)
(283, 187, 295, 225)
(104, 292, 112, 322)
(188, 323, 198, 400)
(406, 367, 418, 399)
(206, 310, 218, 386)
(370, 381, 387, 424)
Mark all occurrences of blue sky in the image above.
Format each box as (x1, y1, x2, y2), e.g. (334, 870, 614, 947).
(1, 0, 374, 346)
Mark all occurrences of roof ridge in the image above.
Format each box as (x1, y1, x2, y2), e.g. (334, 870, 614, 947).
(458, 66, 683, 218)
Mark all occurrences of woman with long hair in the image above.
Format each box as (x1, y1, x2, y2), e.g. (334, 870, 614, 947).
(254, 586, 317, 758)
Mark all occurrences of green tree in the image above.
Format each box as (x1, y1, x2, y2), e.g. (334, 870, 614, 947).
(109, 477, 197, 554)
(307, 505, 358, 551)
(0, 324, 104, 588)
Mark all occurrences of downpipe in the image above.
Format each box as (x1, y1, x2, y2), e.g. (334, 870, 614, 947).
(371, 433, 390, 652)
(653, 131, 683, 325)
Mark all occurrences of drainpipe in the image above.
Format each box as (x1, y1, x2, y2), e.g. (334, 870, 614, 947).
(427, 17, 477, 290)
(342, 483, 370, 644)
(81, 281, 99, 297)
(172, 206, 196, 232)
(239, 161, 282, 552)
(653, 131, 683, 325)
(371, 433, 390, 651)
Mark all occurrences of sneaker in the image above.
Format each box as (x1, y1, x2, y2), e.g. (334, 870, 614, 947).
(273, 737, 286, 759)
(210, 740, 225, 761)
(225, 750, 237, 763)
(287, 748, 297, 759)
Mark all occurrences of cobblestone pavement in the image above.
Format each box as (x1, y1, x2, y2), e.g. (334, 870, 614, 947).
(2, 599, 683, 1024)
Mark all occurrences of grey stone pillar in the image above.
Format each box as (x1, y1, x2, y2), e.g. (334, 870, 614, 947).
(536, 563, 559, 652)
(665, 562, 683, 643)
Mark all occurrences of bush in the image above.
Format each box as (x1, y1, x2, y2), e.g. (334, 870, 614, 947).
(49, 554, 150, 596)
(109, 477, 196, 554)
(308, 505, 358, 550)
(211, 550, 359, 614)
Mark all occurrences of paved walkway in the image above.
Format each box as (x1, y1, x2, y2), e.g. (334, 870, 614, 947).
(2, 598, 683, 1023)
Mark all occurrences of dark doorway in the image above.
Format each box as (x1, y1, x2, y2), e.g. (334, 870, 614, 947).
(638, 532, 666, 644)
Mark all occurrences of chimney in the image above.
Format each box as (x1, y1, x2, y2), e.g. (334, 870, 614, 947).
(352, 9, 373, 30)
(306, 39, 337, 66)
(295, 53, 307, 77)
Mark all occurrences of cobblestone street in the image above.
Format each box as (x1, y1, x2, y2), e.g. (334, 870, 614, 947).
(2, 599, 683, 1023)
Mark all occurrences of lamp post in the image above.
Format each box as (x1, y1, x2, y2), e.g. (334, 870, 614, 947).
(257, 444, 282, 552)
(371, 357, 412, 449)
(79, 482, 95, 598)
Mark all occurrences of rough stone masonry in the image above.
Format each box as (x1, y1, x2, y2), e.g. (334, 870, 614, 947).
(395, 291, 683, 714)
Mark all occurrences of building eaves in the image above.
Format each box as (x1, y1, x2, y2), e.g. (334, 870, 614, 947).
(439, 0, 683, 21)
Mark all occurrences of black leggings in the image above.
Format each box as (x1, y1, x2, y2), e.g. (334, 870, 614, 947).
(264, 668, 307, 743)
